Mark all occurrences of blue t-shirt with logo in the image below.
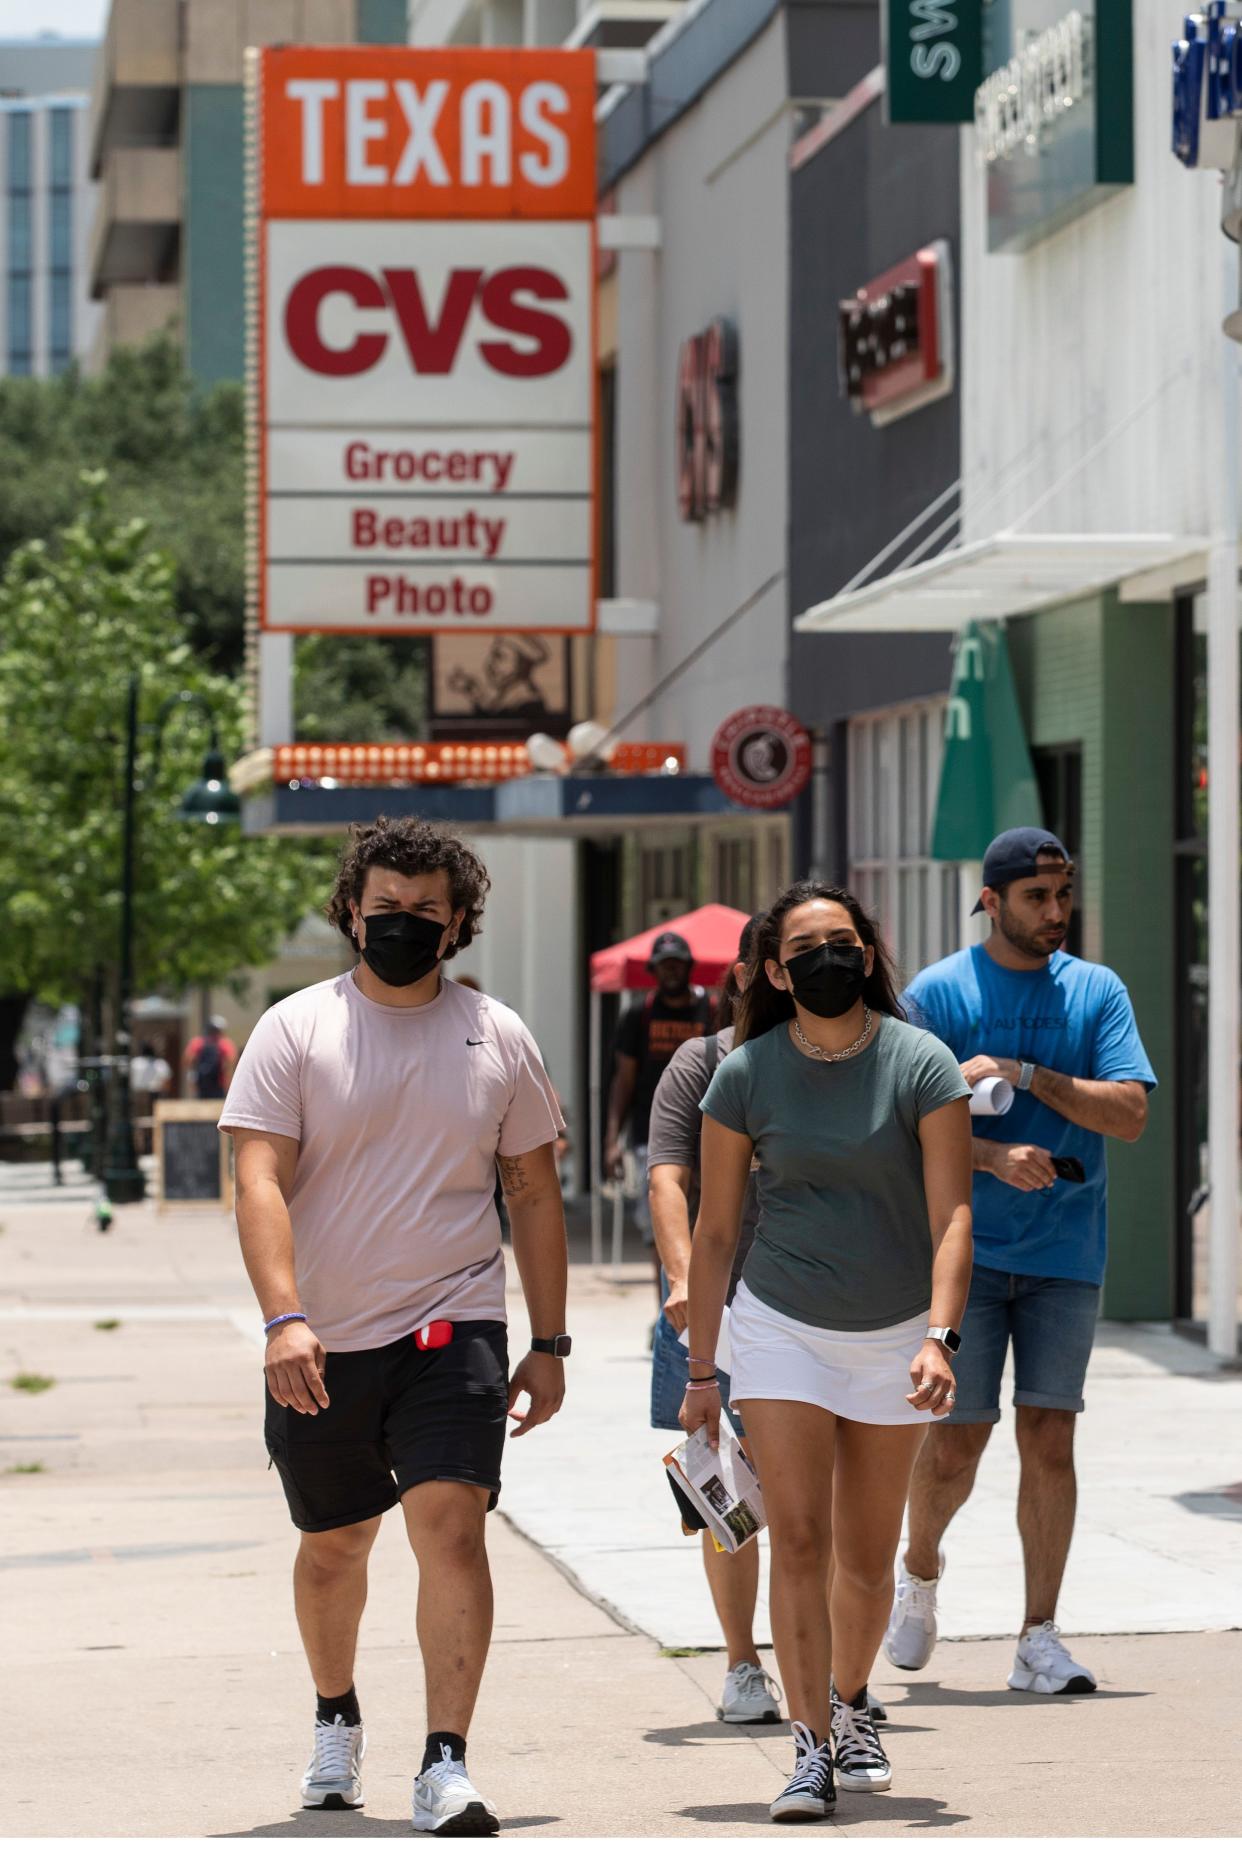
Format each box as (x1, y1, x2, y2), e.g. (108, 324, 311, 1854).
(902, 945, 1156, 1285)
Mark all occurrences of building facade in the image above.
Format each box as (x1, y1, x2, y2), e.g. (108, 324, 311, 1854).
(88, 0, 407, 381)
(793, 2, 1239, 1330)
(0, 37, 101, 376)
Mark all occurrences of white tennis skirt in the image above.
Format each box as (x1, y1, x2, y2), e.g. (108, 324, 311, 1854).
(728, 1280, 932, 1427)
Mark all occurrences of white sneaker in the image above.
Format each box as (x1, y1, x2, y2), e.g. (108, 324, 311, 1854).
(301, 1714, 365, 1809)
(1008, 1621, 1097, 1696)
(412, 1745, 500, 1837)
(717, 1661, 783, 1724)
(882, 1550, 944, 1671)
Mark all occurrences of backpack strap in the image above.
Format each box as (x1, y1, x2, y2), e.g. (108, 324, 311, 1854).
(705, 1031, 719, 1075)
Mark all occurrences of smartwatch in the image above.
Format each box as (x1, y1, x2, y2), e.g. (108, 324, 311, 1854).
(925, 1326, 962, 1355)
(531, 1334, 573, 1358)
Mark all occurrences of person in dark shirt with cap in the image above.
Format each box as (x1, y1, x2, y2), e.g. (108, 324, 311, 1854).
(884, 828, 1155, 1698)
(604, 931, 714, 1261)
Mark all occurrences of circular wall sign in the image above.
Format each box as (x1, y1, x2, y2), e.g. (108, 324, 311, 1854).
(711, 706, 813, 810)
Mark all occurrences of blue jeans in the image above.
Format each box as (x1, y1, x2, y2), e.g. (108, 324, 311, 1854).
(650, 1272, 741, 1433)
(946, 1264, 1101, 1425)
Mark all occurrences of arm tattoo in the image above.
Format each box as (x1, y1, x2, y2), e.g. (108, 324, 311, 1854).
(498, 1154, 529, 1197)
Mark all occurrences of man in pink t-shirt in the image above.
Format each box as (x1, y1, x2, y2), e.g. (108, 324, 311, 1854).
(220, 816, 569, 1836)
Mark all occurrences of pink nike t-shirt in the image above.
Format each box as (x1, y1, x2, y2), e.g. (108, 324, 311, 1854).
(220, 972, 562, 1351)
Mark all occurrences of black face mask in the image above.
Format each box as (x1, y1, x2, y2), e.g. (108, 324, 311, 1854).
(358, 911, 445, 988)
(784, 942, 867, 1020)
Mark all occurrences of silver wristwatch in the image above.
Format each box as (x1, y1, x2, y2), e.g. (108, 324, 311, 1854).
(925, 1326, 961, 1355)
(1016, 1061, 1035, 1092)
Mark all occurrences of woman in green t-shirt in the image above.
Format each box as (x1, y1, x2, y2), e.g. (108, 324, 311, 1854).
(681, 881, 972, 1821)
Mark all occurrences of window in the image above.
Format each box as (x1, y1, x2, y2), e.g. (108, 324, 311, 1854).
(7, 110, 31, 188)
(50, 108, 73, 187)
(7, 111, 33, 374)
(8, 188, 30, 267)
(50, 272, 72, 364)
(50, 189, 72, 270)
(847, 700, 961, 984)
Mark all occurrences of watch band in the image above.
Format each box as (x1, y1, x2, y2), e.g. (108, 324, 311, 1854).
(925, 1326, 961, 1355)
(531, 1333, 572, 1358)
(1016, 1061, 1036, 1092)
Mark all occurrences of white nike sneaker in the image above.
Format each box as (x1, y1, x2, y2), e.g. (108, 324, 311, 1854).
(1008, 1621, 1097, 1696)
(882, 1550, 944, 1671)
(412, 1745, 500, 1837)
(718, 1661, 783, 1724)
(301, 1714, 365, 1809)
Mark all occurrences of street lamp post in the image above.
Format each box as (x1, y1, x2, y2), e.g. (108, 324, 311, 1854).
(103, 679, 240, 1204)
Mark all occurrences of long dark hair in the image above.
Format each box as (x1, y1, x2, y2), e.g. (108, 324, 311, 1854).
(733, 882, 906, 1047)
(714, 913, 763, 1032)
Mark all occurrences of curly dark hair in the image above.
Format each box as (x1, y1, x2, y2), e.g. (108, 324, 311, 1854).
(326, 816, 491, 958)
(734, 881, 906, 1046)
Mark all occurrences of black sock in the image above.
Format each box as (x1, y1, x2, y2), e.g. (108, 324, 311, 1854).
(849, 1685, 869, 1711)
(421, 1730, 467, 1774)
(316, 1686, 360, 1726)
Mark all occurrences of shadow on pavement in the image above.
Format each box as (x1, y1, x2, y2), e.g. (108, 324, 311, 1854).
(644, 1719, 788, 1746)
(213, 1812, 559, 1838)
(895, 1680, 1149, 1708)
(674, 1797, 968, 1829)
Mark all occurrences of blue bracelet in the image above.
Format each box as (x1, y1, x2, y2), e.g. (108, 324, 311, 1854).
(263, 1311, 307, 1333)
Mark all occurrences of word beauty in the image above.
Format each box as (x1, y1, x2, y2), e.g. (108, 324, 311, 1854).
(284, 264, 571, 379)
(352, 508, 506, 558)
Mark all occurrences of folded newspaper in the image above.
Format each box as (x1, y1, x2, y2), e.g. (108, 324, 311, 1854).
(663, 1412, 766, 1554)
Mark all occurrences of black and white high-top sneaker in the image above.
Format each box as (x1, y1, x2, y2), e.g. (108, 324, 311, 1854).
(769, 1719, 836, 1821)
(830, 1684, 892, 1792)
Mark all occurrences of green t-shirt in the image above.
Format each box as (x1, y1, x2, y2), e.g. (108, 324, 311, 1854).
(699, 1014, 969, 1332)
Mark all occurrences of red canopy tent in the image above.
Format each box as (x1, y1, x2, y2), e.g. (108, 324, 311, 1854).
(589, 903, 752, 994)
(587, 903, 752, 1263)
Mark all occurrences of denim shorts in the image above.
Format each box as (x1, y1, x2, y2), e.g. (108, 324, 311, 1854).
(650, 1268, 742, 1434)
(947, 1264, 1101, 1425)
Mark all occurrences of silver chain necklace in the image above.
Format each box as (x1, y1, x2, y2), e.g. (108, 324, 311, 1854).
(791, 1003, 873, 1063)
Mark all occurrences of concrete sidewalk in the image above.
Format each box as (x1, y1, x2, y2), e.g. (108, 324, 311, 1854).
(2, 1198, 1240, 1840)
(501, 1258, 1242, 1649)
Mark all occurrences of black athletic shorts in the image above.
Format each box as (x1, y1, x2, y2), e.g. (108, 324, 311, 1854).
(263, 1321, 509, 1534)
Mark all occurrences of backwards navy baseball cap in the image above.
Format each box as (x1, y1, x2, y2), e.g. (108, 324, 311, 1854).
(972, 828, 1073, 914)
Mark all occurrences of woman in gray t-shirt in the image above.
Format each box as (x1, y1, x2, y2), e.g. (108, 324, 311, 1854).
(681, 881, 972, 1819)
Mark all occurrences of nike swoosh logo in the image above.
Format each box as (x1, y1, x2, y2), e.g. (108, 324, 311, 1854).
(466, 1038, 486, 1046)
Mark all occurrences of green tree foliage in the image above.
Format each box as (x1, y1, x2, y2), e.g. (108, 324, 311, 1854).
(0, 336, 246, 671)
(0, 481, 334, 1009)
(0, 335, 428, 733)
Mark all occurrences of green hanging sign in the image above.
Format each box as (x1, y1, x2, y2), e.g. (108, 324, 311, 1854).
(884, 1, 984, 125)
(930, 621, 1043, 861)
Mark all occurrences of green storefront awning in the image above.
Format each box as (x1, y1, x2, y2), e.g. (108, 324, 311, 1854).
(930, 621, 1042, 861)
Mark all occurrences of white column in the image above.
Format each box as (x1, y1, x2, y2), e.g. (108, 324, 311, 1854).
(258, 631, 294, 746)
(1207, 247, 1241, 1361)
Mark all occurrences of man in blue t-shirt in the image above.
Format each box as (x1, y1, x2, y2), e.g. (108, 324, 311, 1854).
(883, 828, 1155, 1697)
